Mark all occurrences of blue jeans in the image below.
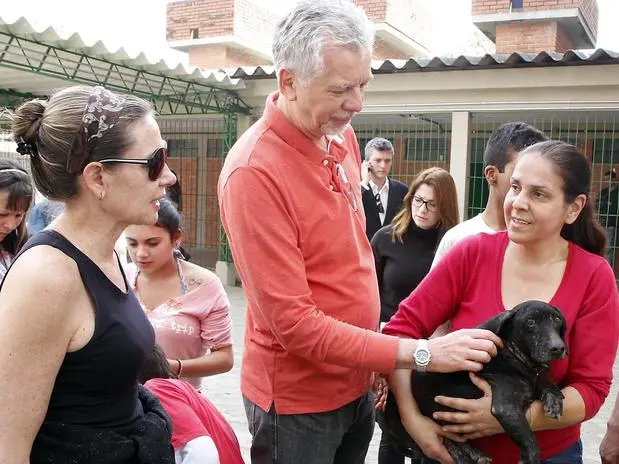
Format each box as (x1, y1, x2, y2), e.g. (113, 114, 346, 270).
(421, 439, 582, 464)
(243, 393, 375, 464)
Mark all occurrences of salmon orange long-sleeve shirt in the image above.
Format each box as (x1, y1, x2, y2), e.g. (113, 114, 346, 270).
(218, 92, 399, 414)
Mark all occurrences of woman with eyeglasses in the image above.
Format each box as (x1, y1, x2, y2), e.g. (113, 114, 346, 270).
(124, 198, 234, 392)
(0, 85, 176, 464)
(371, 167, 459, 464)
(0, 159, 33, 282)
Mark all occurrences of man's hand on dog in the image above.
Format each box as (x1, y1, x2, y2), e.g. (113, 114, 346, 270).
(427, 329, 503, 373)
(433, 373, 504, 440)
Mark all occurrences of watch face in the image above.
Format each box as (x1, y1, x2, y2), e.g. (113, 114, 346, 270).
(416, 350, 430, 364)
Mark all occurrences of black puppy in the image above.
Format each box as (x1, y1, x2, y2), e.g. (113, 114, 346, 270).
(377, 300, 567, 464)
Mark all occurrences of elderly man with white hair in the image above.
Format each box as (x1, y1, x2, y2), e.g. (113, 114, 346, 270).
(218, 1, 502, 463)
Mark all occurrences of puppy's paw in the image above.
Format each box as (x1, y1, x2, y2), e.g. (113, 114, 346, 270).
(541, 389, 564, 420)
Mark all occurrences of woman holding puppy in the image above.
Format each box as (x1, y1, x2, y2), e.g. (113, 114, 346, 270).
(384, 141, 619, 464)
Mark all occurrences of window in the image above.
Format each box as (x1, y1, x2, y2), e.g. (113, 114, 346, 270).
(207, 138, 224, 158)
(593, 138, 619, 164)
(510, 0, 523, 10)
(406, 137, 449, 162)
(189, 28, 199, 39)
(470, 137, 489, 162)
(167, 139, 198, 158)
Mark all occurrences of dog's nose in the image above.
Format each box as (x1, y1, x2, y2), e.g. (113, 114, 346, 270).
(550, 345, 567, 359)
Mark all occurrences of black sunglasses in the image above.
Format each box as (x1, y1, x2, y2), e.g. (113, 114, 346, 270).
(99, 147, 168, 181)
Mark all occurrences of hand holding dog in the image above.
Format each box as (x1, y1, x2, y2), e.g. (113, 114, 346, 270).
(372, 374, 388, 411)
(601, 424, 619, 463)
(402, 413, 462, 464)
(427, 329, 502, 373)
(433, 373, 504, 440)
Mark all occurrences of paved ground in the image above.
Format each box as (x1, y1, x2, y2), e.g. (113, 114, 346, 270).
(202, 285, 617, 463)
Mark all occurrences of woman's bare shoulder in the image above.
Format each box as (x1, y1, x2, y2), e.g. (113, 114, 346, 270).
(180, 261, 219, 291)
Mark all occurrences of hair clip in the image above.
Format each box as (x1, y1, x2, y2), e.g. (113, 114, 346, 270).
(15, 138, 38, 157)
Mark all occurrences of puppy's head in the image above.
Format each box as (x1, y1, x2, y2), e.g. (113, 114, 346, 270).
(479, 300, 567, 366)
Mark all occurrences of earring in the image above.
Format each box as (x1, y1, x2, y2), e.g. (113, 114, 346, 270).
(99, 192, 105, 201)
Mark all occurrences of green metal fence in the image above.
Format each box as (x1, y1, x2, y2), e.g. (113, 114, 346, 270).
(2, 109, 619, 275)
(353, 110, 619, 273)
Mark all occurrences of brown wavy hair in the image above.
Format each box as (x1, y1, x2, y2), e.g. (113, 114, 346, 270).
(391, 167, 459, 243)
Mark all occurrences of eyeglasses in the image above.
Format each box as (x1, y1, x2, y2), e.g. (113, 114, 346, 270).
(412, 195, 438, 212)
(99, 147, 168, 181)
(374, 192, 384, 214)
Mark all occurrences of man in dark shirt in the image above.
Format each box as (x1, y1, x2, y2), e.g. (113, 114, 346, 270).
(597, 169, 619, 266)
(360, 137, 408, 241)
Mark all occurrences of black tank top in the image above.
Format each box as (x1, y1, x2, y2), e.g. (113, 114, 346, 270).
(3, 230, 155, 427)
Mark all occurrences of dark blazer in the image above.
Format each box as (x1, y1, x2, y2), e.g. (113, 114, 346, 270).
(362, 177, 408, 242)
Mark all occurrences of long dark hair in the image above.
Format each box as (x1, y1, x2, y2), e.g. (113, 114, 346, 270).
(0, 159, 33, 254)
(519, 140, 606, 256)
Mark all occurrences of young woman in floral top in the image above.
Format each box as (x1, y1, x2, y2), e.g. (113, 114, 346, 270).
(0, 159, 33, 281)
(125, 198, 234, 390)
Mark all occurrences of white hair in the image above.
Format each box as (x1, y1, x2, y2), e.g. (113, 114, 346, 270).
(272, 0, 374, 84)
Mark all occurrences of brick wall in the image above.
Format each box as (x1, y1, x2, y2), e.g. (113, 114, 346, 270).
(495, 21, 573, 53)
(472, 0, 598, 41)
(354, 0, 388, 22)
(167, 0, 234, 41)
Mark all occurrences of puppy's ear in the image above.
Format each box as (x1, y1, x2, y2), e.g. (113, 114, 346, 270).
(478, 310, 514, 338)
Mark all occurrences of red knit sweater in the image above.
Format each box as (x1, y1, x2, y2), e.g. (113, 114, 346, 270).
(384, 231, 619, 462)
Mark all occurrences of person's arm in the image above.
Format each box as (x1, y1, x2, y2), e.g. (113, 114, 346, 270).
(388, 369, 459, 463)
(532, 261, 619, 428)
(0, 247, 81, 463)
(171, 279, 234, 378)
(601, 391, 619, 464)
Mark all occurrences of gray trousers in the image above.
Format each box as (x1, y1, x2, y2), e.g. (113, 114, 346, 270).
(243, 393, 375, 464)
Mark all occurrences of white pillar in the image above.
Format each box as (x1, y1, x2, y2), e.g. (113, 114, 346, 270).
(449, 112, 472, 222)
(215, 114, 252, 286)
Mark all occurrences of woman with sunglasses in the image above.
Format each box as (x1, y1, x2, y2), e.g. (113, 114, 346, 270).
(124, 198, 234, 391)
(0, 159, 33, 282)
(0, 85, 176, 464)
(371, 167, 459, 464)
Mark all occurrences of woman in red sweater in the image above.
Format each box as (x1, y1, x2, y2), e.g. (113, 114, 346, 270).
(384, 140, 619, 464)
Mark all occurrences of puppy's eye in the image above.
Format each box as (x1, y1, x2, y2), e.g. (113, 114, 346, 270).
(554, 317, 562, 326)
(526, 319, 536, 327)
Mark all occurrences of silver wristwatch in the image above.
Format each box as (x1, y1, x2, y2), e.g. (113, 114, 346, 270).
(414, 339, 431, 372)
